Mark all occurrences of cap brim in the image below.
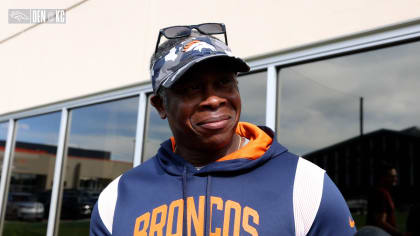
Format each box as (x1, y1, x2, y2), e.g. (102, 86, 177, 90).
(161, 54, 250, 89)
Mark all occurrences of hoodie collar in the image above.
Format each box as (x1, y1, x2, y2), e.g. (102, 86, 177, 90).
(158, 122, 287, 176)
(216, 122, 272, 162)
(170, 122, 272, 161)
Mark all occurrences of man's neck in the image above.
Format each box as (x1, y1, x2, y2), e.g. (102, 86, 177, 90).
(175, 134, 242, 167)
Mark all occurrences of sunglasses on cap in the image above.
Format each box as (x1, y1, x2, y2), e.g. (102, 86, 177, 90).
(155, 23, 228, 53)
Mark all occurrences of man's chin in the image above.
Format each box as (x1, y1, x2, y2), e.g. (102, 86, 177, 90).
(197, 132, 236, 150)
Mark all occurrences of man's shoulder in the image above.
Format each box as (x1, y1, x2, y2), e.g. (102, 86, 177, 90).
(98, 155, 160, 197)
(91, 154, 162, 233)
(292, 159, 356, 235)
(264, 138, 310, 169)
(121, 154, 161, 180)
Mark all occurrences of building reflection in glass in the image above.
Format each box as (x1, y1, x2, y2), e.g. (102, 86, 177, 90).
(142, 94, 170, 162)
(143, 71, 268, 162)
(58, 97, 138, 236)
(3, 112, 61, 235)
(277, 41, 420, 230)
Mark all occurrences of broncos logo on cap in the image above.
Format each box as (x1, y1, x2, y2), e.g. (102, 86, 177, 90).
(183, 40, 216, 52)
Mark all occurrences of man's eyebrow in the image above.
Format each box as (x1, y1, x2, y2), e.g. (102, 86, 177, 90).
(174, 78, 196, 87)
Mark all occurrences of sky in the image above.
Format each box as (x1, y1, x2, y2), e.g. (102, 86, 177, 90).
(278, 40, 420, 155)
(2, 97, 139, 163)
(0, 122, 8, 141)
(0, 121, 8, 160)
(68, 97, 138, 162)
(15, 112, 61, 145)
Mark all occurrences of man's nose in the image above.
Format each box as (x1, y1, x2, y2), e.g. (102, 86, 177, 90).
(199, 86, 227, 110)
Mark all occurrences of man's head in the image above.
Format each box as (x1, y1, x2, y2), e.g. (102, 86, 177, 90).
(376, 162, 398, 188)
(150, 30, 249, 94)
(149, 25, 249, 155)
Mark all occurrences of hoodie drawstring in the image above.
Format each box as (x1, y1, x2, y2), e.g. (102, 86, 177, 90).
(182, 167, 212, 236)
(204, 175, 212, 236)
(182, 166, 187, 236)
(182, 165, 213, 236)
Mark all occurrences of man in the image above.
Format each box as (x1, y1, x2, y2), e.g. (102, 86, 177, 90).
(367, 163, 404, 236)
(90, 23, 356, 235)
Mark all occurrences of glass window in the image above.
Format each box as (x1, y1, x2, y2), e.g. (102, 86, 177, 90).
(58, 97, 138, 236)
(277, 41, 420, 231)
(0, 122, 9, 181)
(277, 69, 359, 156)
(143, 95, 171, 162)
(238, 71, 267, 125)
(143, 71, 268, 162)
(3, 112, 61, 236)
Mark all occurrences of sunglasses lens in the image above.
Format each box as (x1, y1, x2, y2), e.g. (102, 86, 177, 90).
(197, 23, 224, 34)
(163, 26, 191, 38)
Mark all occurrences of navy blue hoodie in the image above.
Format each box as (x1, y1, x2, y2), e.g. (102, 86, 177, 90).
(90, 122, 357, 235)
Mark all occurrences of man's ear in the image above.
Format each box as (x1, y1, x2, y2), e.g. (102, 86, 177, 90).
(150, 95, 167, 119)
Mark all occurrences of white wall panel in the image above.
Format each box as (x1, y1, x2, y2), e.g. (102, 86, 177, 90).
(1, 0, 420, 115)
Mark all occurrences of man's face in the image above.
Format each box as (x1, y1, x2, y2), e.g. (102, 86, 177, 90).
(385, 168, 398, 187)
(152, 61, 241, 152)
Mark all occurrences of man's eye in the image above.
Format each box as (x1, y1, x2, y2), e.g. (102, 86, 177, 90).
(173, 83, 200, 93)
(219, 77, 234, 86)
(189, 84, 201, 90)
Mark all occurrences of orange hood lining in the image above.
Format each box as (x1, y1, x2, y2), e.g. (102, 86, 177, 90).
(170, 122, 272, 162)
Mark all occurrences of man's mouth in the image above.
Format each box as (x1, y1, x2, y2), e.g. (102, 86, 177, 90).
(196, 115, 231, 130)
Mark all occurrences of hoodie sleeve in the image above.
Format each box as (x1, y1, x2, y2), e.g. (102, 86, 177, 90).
(306, 173, 357, 235)
(89, 175, 121, 236)
(90, 203, 111, 236)
(293, 157, 356, 236)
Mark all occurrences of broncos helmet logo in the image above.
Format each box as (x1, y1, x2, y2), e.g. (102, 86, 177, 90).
(183, 40, 216, 53)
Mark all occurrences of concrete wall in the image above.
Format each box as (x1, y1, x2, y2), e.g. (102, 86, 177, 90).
(1, 0, 420, 115)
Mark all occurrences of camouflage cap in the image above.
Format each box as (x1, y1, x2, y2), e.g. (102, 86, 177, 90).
(151, 36, 250, 93)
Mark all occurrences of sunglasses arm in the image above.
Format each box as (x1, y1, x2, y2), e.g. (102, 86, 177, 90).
(155, 31, 163, 53)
